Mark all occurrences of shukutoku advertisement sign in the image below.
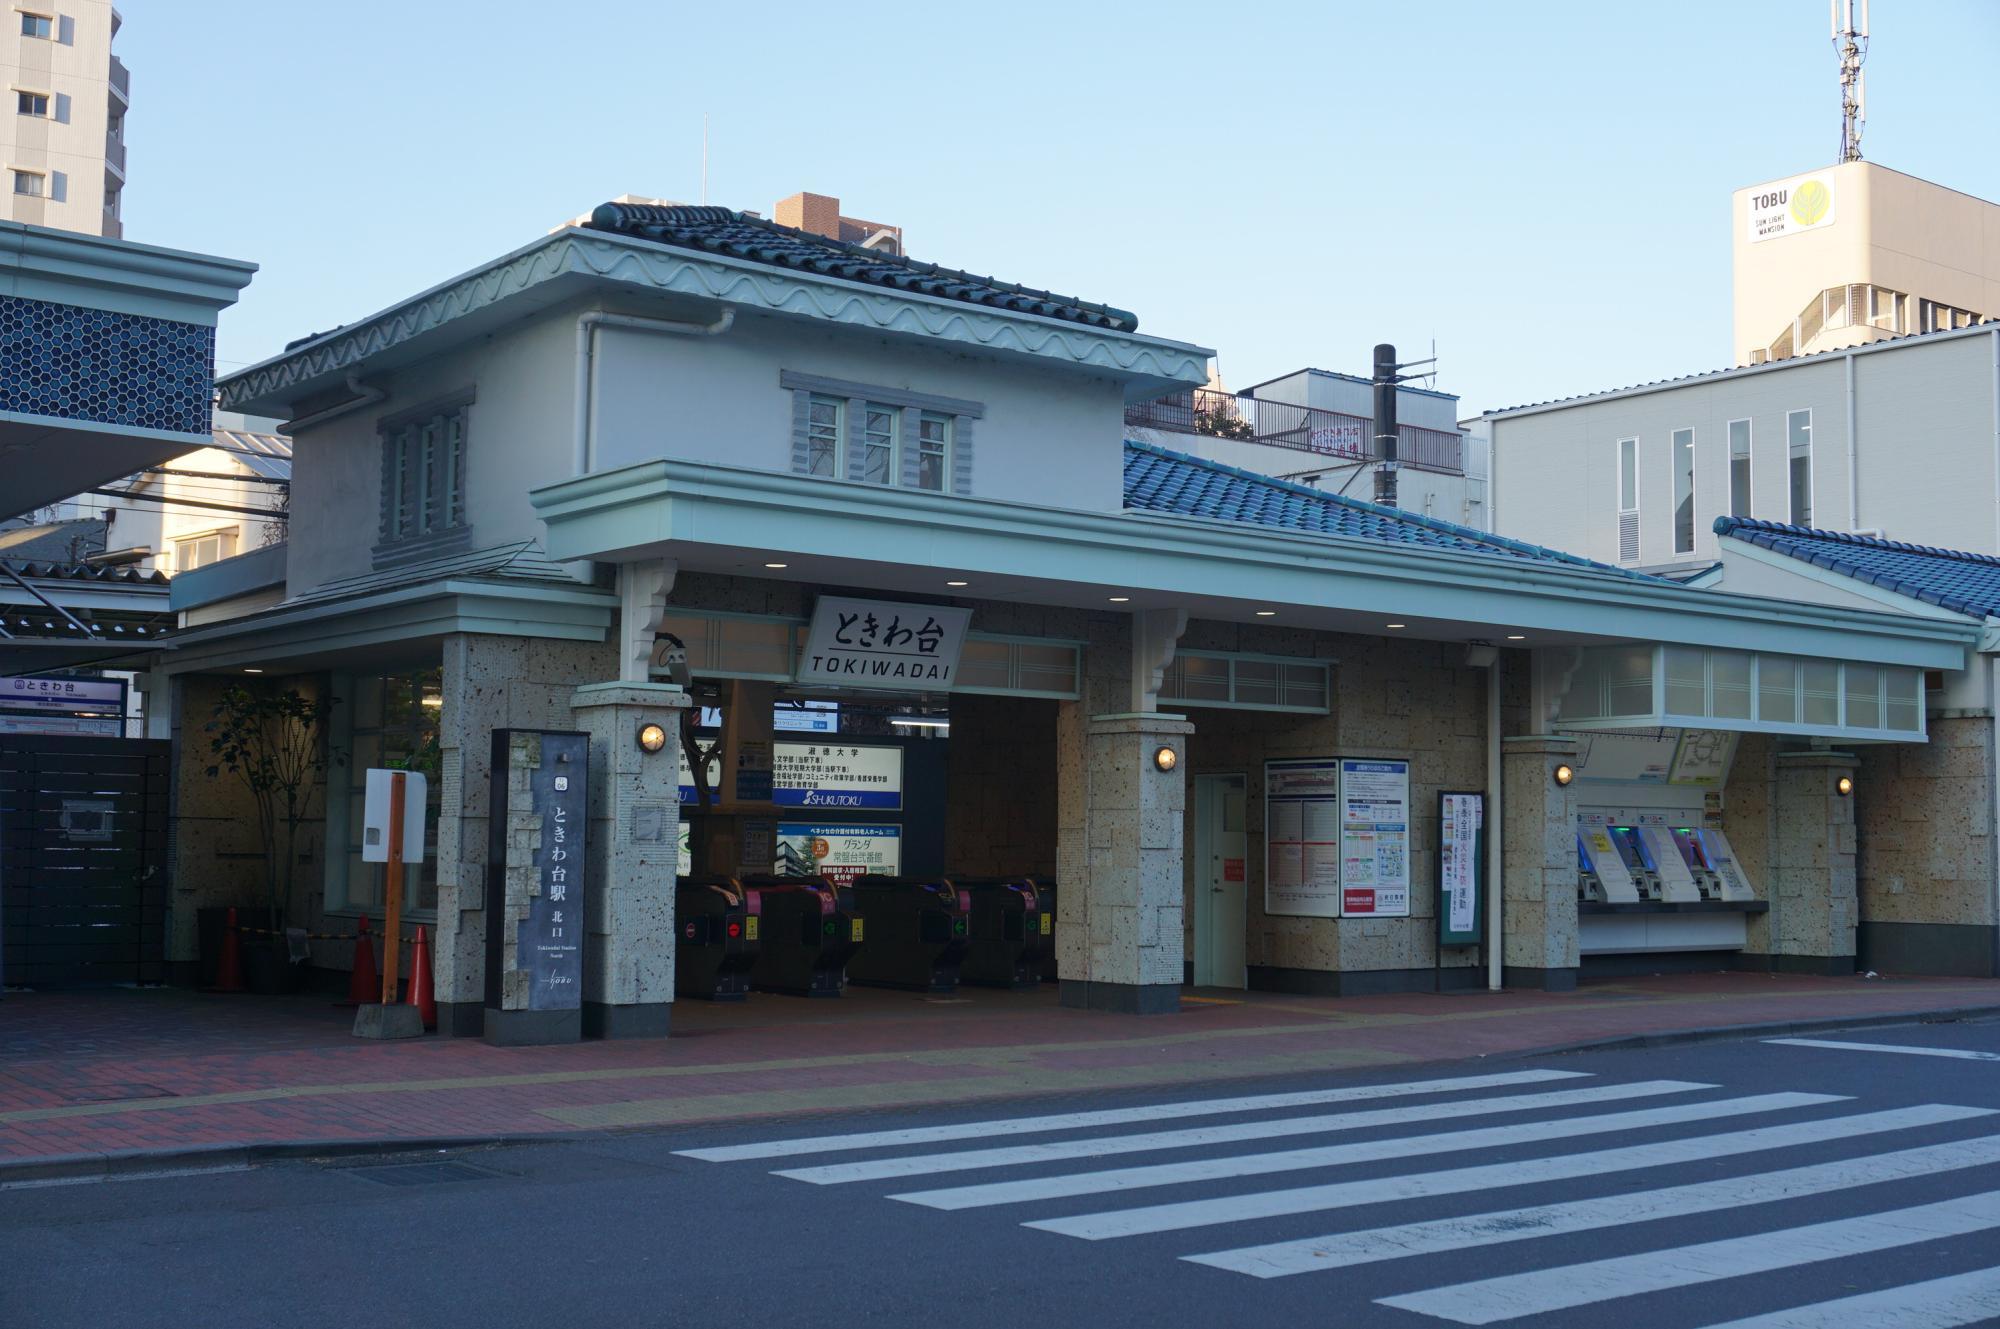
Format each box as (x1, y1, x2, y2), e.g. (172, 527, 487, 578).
(796, 596, 971, 690)
(776, 823, 901, 886)
(679, 741, 904, 809)
(1746, 172, 1836, 244)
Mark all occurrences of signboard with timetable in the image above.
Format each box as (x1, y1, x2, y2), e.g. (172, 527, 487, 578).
(1340, 758, 1411, 918)
(796, 596, 971, 690)
(484, 730, 587, 1043)
(1264, 757, 1342, 918)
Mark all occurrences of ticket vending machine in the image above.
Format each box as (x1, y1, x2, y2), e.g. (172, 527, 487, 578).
(1606, 826, 1663, 901)
(1637, 826, 1701, 903)
(1668, 828, 1725, 900)
(1577, 832, 1607, 904)
(1691, 827, 1758, 902)
(1578, 824, 1641, 903)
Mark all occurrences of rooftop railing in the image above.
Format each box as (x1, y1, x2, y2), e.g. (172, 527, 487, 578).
(1126, 387, 1464, 475)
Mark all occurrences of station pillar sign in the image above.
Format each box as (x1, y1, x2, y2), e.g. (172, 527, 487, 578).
(484, 729, 588, 1045)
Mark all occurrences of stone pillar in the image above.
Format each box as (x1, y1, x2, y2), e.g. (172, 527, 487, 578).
(569, 681, 691, 1037)
(1501, 735, 1579, 991)
(1057, 711, 1194, 1014)
(1765, 750, 1860, 975)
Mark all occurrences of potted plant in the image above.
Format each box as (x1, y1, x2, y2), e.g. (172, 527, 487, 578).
(204, 682, 340, 994)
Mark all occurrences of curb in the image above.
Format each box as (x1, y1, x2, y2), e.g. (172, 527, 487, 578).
(6, 1002, 1999, 1185)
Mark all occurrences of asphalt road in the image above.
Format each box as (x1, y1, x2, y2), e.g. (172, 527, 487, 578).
(6, 1017, 2000, 1329)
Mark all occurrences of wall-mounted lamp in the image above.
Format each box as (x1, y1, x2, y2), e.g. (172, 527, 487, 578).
(1153, 746, 1179, 773)
(1553, 763, 1575, 787)
(1836, 774, 1854, 797)
(637, 722, 669, 754)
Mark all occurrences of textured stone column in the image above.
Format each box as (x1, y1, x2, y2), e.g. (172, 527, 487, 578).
(1766, 750, 1860, 975)
(569, 681, 691, 1037)
(1057, 711, 1194, 1014)
(1501, 735, 1579, 991)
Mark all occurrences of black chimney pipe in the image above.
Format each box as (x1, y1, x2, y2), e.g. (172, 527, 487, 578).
(1372, 341, 1399, 507)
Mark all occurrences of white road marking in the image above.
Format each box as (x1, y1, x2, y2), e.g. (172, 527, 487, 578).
(1377, 1189, 2000, 1325)
(1766, 1037, 2000, 1063)
(1017, 1102, 1980, 1238)
(1689, 1266, 2000, 1329)
(776, 1079, 1707, 1186)
(1186, 1131, 2000, 1277)
(904, 1090, 1842, 1213)
(671, 1069, 1586, 1163)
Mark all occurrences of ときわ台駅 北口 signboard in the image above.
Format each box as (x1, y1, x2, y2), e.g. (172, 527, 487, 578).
(797, 596, 971, 689)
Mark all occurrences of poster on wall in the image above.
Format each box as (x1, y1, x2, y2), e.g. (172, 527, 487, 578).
(776, 823, 901, 886)
(680, 741, 904, 809)
(1264, 758, 1342, 917)
(1437, 791, 1484, 947)
(1340, 758, 1411, 917)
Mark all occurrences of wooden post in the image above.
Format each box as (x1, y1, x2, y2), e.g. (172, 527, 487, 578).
(382, 770, 405, 1007)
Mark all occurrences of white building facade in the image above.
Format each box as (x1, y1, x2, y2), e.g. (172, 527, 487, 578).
(1, 0, 126, 238)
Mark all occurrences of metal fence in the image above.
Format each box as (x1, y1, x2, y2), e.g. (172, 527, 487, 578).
(1126, 388, 1463, 474)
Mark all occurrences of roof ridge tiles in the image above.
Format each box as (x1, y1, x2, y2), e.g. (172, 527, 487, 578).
(1714, 514, 2000, 568)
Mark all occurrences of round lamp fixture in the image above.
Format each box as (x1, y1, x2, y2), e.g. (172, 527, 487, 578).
(637, 722, 669, 754)
(1553, 763, 1575, 787)
(1153, 745, 1179, 773)
(1836, 774, 1855, 797)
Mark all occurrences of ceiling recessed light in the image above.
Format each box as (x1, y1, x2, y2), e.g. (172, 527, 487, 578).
(1108, 596, 1130, 603)
(1385, 623, 1407, 630)
(243, 667, 264, 673)
(945, 580, 968, 587)
(1506, 634, 1526, 640)
(1254, 610, 1276, 617)
(764, 562, 788, 569)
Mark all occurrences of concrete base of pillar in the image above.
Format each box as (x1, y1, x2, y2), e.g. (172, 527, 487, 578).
(438, 1001, 485, 1039)
(1247, 965, 1487, 996)
(351, 1003, 424, 1040)
(583, 1000, 672, 1039)
(1503, 965, 1578, 992)
(1857, 922, 2000, 978)
(1735, 952, 1856, 977)
(1059, 979, 1180, 1014)
(483, 1007, 582, 1046)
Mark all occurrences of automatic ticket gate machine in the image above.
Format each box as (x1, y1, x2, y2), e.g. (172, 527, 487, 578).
(675, 877, 761, 1000)
(844, 875, 971, 993)
(955, 877, 1051, 990)
(739, 876, 864, 997)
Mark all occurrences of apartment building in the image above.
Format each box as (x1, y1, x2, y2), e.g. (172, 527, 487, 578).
(2, 0, 127, 237)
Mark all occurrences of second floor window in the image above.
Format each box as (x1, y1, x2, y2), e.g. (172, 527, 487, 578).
(915, 412, 951, 491)
(1672, 427, 1695, 555)
(1728, 419, 1752, 517)
(176, 532, 234, 571)
(860, 404, 897, 485)
(1787, 409, 1812, 526)
(19, 13, 51, 39)
(380, 401, 469, 547)
(12, 170, 44, 197)
(805, 395, 842, 477)
(16, 91, 48, 117)
(1616, 436, 1639, 562)
(782, 370, 981, 496)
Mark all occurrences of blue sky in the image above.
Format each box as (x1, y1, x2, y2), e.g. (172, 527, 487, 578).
(124, 0, 1999, 417)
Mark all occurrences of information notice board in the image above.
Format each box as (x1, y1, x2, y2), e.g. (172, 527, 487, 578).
(1437, 790, 1485, 946)
(1339, 758, 1411, 917)
(1263, 758, 1342, 917)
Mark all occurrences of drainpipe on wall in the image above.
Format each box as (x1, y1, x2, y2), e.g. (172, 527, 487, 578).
(572, 309, 736, 475)
(1486, 653, 1504, 991)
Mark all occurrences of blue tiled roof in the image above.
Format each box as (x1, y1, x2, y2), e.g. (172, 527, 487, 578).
(1715, 516, 2000, 618)
(1122, 440, 1650, 576)
(585, 203, 1138, 332)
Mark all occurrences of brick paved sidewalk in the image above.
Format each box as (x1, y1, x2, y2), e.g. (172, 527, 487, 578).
(3, 971, 1997, 1176)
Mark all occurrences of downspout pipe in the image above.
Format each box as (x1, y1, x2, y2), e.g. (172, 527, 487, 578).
(280, 373, 386, 434)
(1486, 653, 1504, 991)
(573, 309, 736, 475)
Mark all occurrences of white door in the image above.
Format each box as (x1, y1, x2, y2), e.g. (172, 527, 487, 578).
(1193, 773, 1248, 988)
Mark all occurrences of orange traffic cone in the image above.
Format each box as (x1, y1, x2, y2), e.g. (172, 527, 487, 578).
(343, 916, 380, 1007)
(406, 925, 436, 1032)
(211, 906, 245, 993)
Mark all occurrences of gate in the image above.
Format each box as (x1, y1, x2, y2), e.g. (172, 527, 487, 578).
(0, 735, 170, 987)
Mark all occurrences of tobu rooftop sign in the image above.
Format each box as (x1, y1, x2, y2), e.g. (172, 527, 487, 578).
(797, 596, 971, 690)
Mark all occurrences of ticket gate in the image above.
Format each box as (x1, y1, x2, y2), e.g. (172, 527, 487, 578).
(1033, 879, 1058, 981)
(844, 875, 971, 993)
(955, 877, 1051, 990)
(740, 877, 863, 997)
(675, 877, 760, 1000)
(1577, 833, 1607, 904)
(1668, 828, 1726, 900)
(1637, 826, 1701, 903)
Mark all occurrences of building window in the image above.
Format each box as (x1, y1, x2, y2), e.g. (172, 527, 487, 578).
(337, 669, 443, 916)
(175, 531, 234, 571)
(18, 13, 51, 38)
(859, 404, 897, 485)
(1671, 427, 1695, 555)
(15, 90, 48, 117)
(378, 398, 470, 552)
(103, 184, 118, 219)
(915, 412, 951, 492)
(11, 169, 44, 197)
(1616, 436, 1639, 562)
(1728, 418, 1752, 518)
(107, 112, 120, 141)
(1787, 409, 1812, 526)
(805, 395, 842, 477)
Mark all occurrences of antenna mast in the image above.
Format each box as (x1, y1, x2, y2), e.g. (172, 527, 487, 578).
(1832, 0, 1869, 163)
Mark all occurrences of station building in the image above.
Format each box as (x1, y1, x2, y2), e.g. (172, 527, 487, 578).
(146, 202, 1974, 1036)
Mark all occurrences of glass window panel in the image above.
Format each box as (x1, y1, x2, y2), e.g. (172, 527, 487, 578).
(1802, 660, 1839, 726)
(1664, 646, 1706, 715)
(1759, 656, 1799, 724)
(860, 405, 897, 485)
(1844, 665, 1881, 730)
(1886, 669, 1921, 732)
(953, 639, 1012, 690)
(1728, 419, 1751, 517)
(1014, 643, 1079, 693)
(1788, 410, 1812, 526)
(806, 396, 842, 477)
(1233, 659, 1279, 707)
(1560, 645, 1656, 720)
(916, 413, 951, 492)
(713, 618, 795, 676)
(1177, 655, 1231, 702)
(1281, 663, 1329, 710)
(1617, 438, 1637, 510)
(1672, 428, 1695, 554)
(1712, 651, 1752, 719)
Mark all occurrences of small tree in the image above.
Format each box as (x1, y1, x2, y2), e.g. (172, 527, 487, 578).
(204, 683, 339, 933)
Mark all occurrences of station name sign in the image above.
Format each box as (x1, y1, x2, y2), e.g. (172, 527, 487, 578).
(797, 596, 971, 690)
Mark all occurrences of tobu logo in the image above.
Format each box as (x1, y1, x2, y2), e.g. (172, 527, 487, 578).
(1790, 180, 1831, 226)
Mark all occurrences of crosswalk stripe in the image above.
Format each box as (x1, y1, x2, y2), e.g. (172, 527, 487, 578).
(905, 1090, 1842, 1214)
(1014, 1102, 1981, 1238)
(671, 1068, 1586, 1163)
(1766, 1037, 2000, 1063)
(1688, 1266, 2000, 1329)
(1185, 1131, 2000, 1278)
(773, 1080, 1708, 1186)
(1377, 1189, 2000, 1324)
